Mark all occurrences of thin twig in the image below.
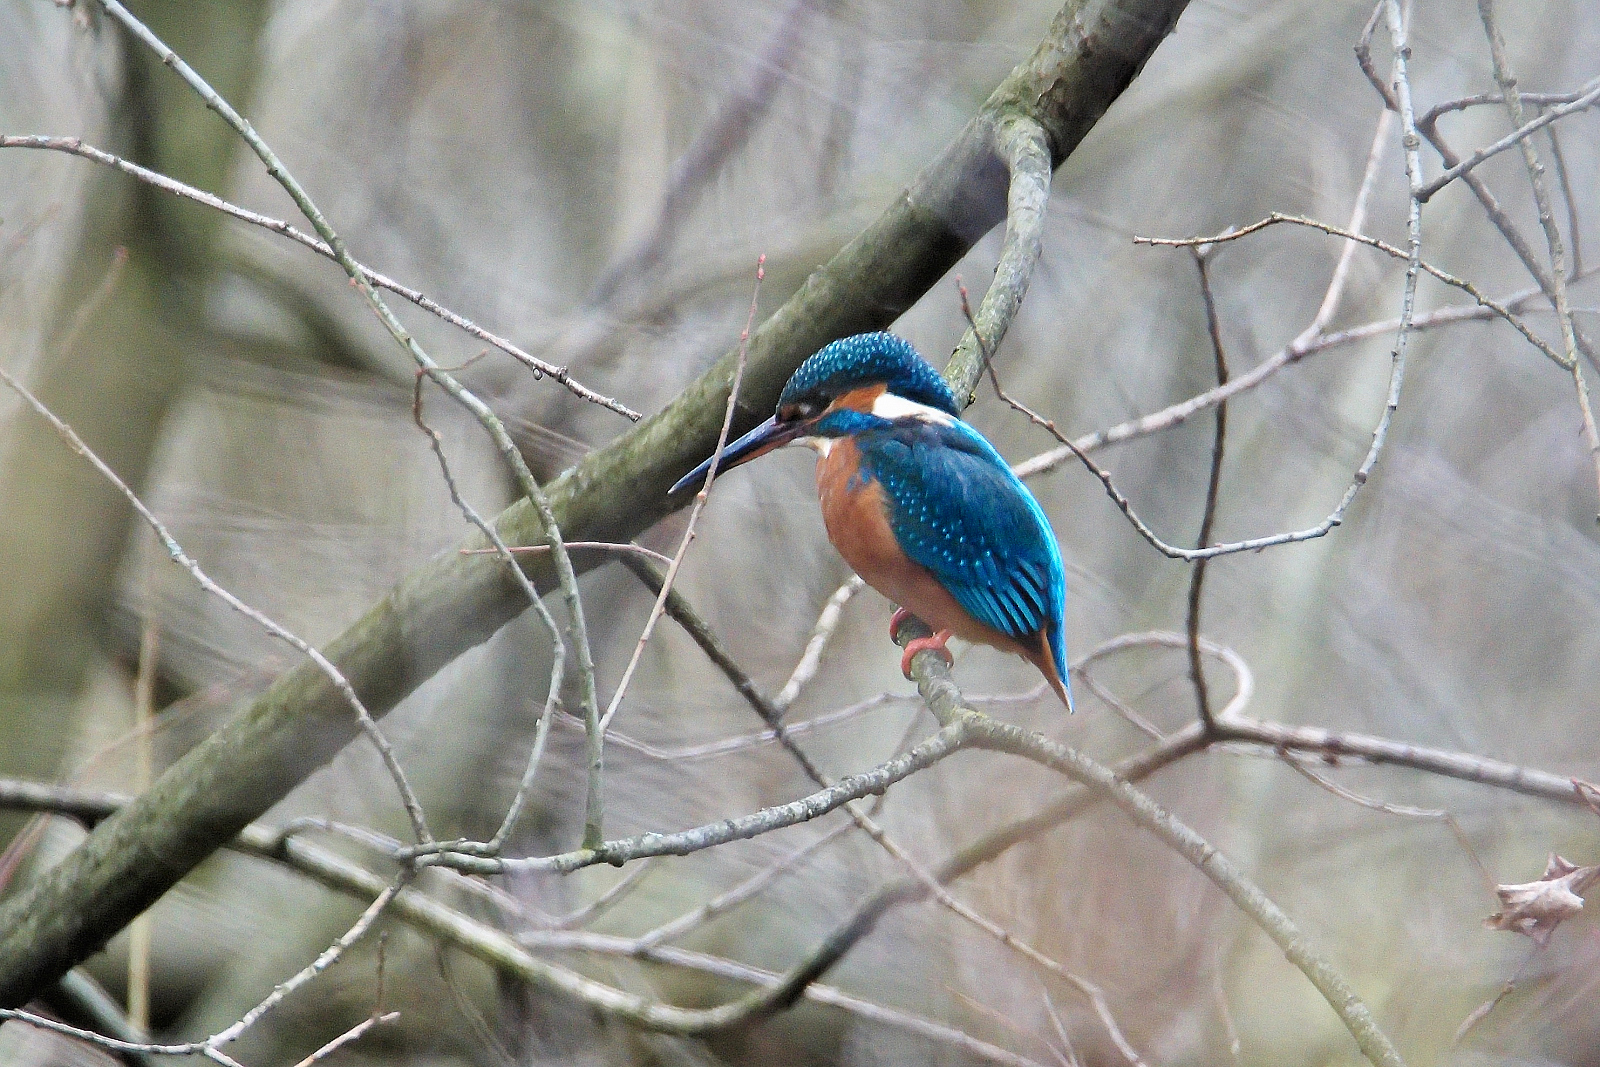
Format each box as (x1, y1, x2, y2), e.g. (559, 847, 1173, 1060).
(1415, 75, 1600, 201)
(1453, 945, 1542, 1044)
(1212, 715, 1587, 806)
(1213, 965, 1242, 1061)
(1281, 757, 1496, 897)
(1545, 124, 1582, 276)
(775, 575, 866, 712)
(0, 1010, 242, 1065)
(1476, 0, 1600, 519)
(287, 1012, 401, 1067)
(1419, 86, 1600, 127)
(1414, 92, 1600, 373)
(207, 876, 408, 1049)
(598, 256, 765, 734)
(414, 365, 565, 854)
(0, 363, 434, 843)
(1042, 991, 1083, 1067)
(0, 135, 640, 421)
(1187, 245, 1229, 734)
(544, 859, 657, 931)
(51, 969, 156, 1067)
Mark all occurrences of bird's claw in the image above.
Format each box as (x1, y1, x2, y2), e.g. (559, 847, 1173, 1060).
(888, 606, 915, 643)
(900, 630, 954, 680)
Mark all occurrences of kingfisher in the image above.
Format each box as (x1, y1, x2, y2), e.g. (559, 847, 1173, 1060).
(671, 332, 1072, 710)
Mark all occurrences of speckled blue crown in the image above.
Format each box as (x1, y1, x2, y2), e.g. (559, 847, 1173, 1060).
(779, 333, 961, 416)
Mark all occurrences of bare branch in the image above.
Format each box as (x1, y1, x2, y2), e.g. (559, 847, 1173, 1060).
(598, 257, 765, 735)
(945, 115, 1054, 403)
(1187, 245, 1229, 733)
(1416, 75, 1600, 201)
(1476, 0, 1600, 518)
(1213, 716, 1590, 807)
(775, 575, 867, 712)
(0, 135, 641, 421)
(897, 625, 1407, 1067)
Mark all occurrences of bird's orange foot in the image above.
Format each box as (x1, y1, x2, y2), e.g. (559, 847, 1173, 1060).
(900, 629, 954, 680)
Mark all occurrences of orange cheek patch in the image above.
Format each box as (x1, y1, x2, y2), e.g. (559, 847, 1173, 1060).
(833, 383, 887, 414)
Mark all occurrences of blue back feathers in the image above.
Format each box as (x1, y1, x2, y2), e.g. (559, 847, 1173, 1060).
(780, 333, 960, 416)
(839, 413, 1071, 696)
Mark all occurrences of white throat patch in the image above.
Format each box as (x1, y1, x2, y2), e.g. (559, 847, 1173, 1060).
(869, 391, 956, 425)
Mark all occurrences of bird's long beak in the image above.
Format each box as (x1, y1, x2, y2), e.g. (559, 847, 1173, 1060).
(669, 414, 809, 495)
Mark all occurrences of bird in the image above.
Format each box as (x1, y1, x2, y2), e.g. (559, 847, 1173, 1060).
(671, 331, 1073, 710)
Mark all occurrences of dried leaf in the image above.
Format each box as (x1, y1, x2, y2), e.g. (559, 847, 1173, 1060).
(1484, 853, 1600, 946)
(1573, 778, 1600, 818)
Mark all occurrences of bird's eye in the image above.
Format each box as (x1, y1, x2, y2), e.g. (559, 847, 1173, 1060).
(782, 401, 821, 421)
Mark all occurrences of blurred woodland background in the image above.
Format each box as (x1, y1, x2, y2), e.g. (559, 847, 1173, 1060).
(2, 0, 1599, 1064)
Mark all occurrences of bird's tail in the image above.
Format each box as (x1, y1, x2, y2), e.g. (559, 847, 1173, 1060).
(1032, 627, 1074, 713)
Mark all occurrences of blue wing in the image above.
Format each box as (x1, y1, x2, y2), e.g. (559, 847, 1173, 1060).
(858, 419, 1069, 681)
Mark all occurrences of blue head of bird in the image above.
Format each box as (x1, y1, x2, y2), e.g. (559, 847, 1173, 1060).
(672, 332, 1073, 710)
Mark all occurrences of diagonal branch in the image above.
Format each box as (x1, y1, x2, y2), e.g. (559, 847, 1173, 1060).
(0, 135, 641, 422)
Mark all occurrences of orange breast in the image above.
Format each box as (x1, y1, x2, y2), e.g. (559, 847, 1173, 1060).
(814, 441, 1030, 659)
